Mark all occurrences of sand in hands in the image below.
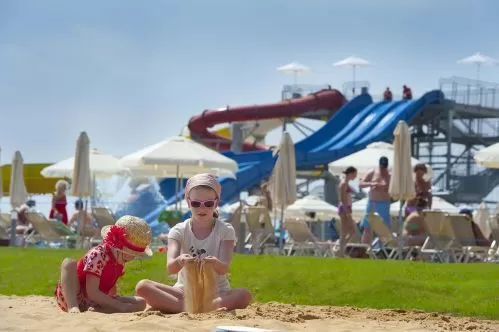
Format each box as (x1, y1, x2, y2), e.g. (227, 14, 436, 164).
(183, 259, 218, 313)
(1, 296, 498, 332)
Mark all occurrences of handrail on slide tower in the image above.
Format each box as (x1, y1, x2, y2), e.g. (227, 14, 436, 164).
(120, 89, 444, 224)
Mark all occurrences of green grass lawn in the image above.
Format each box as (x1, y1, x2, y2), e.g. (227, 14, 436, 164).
(0, 247, 498, 319)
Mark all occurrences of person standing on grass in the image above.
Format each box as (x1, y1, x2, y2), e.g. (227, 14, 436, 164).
(359, 156, 392, 244)
(135, 173, 252, 313)
(54, 215, 152, 313)
(337, 166, 358, 257)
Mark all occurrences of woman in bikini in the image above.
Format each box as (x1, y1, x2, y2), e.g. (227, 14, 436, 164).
(403, 197, 428, 246)
(337, 166, 357, 257)
(405, 163, 432, 217)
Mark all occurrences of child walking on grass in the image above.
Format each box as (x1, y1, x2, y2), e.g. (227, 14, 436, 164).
(55, 215, 152, 313)
(135, 173, 252, 313)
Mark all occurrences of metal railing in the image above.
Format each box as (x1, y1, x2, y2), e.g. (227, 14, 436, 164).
(341, 80, 371, 99)
(440, 76, 499, 109)
(281, 84, 333, 100)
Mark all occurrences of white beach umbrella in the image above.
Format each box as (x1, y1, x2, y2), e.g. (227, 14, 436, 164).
(120, 136, 238, 178)
(329, 142, 432, 180)
(389, 121, 416, 259)
(333, 55, 370, 85)
(474, 202, 491, 239)
(474, 143, 499, 169)
(285, 195, 337, 220)
(387, 196, 459, 216)
(71, 132, 92, 249)
(121, 136, 238, 210)
(9, 151, 28, 246)
(277, 61, 310, 84)
(221, 195, 261, 214)
(270, 132, 297, 207)
(429, 197, 460, 213)
(9, 151, 28, 209)
(285, 195, 337, 240)
(269, 131, 297, 249)
(41, 148, 130, 178)
(457, 52, 498, 81)
(71, 132, 92, 197)
(389, 122, 416, 201)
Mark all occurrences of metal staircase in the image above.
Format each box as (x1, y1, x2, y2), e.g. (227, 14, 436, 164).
(413, 77, 499, 204)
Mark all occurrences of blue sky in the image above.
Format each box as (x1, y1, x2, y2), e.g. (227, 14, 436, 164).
(1, 0, 498, 163)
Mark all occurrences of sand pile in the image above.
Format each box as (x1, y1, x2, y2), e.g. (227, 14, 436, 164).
(1, 295, 497, 332)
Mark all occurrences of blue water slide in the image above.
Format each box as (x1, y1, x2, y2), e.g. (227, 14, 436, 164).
(139, 94, 370, 223)
(301, 90, 444, 167)
(139, 90, 443, 223)
(308, 102, 391, 154)
(294, 93, 372, 154)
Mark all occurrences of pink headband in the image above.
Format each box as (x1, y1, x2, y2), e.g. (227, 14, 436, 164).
(185, 173, 222, 199)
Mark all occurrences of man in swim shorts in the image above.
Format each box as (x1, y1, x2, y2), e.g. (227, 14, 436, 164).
(359, 156, 392, 243)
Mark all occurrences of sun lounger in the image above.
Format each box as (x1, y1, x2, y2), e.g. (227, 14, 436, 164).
(486, 226, 499, 262)
(243, 206, 276, 254)
(92, 207, 116, 229)
(447, 214, 489, 262)
(420, 211, 460, 263)
(0, 213, 11, 230)
(0, 225, 9, 239)
(284, 218, 332, 256)
(24, 212, 76, 247)
(368, 213, 420, 260)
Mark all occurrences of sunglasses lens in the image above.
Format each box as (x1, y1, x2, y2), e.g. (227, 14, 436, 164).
(190, 200, 201, 208)
(204, 200, 215, 208)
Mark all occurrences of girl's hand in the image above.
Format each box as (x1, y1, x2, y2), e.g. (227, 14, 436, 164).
(177, 254, 195, 267)
(202, 256, 229, 275)
(202, 256, 219, 265)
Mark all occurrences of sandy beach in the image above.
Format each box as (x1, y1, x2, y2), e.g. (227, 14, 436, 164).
(0, 295, 497, 332)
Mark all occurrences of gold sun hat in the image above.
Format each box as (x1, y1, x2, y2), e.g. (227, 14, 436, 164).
(101, 215, 153, 257)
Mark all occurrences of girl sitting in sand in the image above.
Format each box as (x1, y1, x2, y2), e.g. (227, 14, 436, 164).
(55, 215, 152, 313)
(135, 173, 252, 313)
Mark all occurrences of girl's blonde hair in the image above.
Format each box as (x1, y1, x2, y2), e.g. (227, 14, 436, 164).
(55, 180, 69, 191)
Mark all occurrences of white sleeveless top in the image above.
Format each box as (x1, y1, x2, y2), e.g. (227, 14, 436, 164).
(168, 218, 236, 292)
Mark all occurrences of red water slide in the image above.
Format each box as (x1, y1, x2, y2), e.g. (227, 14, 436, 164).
(188, 89, 346, 151)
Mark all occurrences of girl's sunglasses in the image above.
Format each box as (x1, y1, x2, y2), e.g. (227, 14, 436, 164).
(188, 198, 218, 208)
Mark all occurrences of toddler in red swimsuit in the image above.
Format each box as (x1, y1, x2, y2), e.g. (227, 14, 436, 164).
(54, 215, 153, 313)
